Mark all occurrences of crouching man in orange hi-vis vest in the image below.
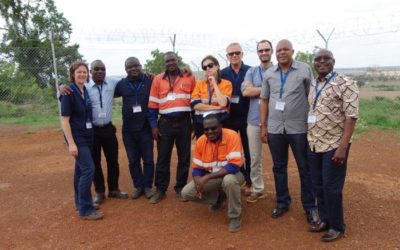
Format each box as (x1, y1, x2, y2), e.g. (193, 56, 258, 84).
(181, 114, 245, 233)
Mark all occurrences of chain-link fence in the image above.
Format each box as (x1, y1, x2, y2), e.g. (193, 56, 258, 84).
(1, 46, 399, 130)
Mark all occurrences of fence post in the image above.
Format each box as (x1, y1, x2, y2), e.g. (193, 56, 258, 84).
(49, 31, 62, 121)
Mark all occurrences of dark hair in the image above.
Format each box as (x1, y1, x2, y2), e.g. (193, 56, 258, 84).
(257, 39, 273, 51)
(203, 113, 221, 124)
(201, 55, 221, 84)
(69, 61, 89, 83)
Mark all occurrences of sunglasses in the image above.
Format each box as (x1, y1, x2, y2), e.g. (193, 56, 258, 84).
(93, 67, 106, 72)
(314, 56, 333, 62)
(227, 51, 242, 57)
(202, 63, 215, 71)
(258, 48, 271, 53)
(204, 126, 219, 132)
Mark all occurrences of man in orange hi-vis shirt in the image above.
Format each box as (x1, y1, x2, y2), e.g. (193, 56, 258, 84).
(181, 114, 245, 233)
(148, 51, 196, 204)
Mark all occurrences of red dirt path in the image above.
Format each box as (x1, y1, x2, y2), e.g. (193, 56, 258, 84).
(0, 126, 399, 249)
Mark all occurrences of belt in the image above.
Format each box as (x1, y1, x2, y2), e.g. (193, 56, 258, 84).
(160, 114, 190, 122)
(93, 122, 112, 128)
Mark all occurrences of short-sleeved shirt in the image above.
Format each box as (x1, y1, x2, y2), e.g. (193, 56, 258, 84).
(221, 63, 251, 122)
(260, 60, 312, 134)
(61, 83, 93, 146)
(190, 79, 232, 125)
(241, 64, 272, 126)
(307, 72, 359, 152)
(86, 77, 119, 126)
(114, 74, 152, 132)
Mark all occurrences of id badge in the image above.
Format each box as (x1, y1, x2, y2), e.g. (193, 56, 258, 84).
(307, 115, 317, 124)
(86, 122, 92, 129)
(167, 93, 175, 101)
(231, 96, 240, 104)
(275, 101, 285, 111)
(98, 112, 106, 118)
(133, 105, 142, 113)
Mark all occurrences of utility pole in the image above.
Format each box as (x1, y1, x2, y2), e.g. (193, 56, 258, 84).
(316, 28, 335, 49)
(218, 53, 228, 67)
(170, 33, 176, 52)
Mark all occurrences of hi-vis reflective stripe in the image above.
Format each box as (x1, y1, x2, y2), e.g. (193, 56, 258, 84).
(199, 97, 230, 104)
(149, 94, 191, 104)
(191, 98, 201, 103)
(159, 107, 191, 114)
(194, 109, 226, 115)
(193, 158, 228, 168)
(226, 151, 242, 160)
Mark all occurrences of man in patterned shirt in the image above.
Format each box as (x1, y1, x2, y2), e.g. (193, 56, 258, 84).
(307, 49, 359, 242)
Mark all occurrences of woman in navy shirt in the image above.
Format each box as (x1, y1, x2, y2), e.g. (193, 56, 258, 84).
(61, 61, 103, 220)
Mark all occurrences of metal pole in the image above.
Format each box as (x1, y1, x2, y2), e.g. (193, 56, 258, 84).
(49, 31, 62, 122)
(170, 33, 176, 52)
(316, 28, 335, 49)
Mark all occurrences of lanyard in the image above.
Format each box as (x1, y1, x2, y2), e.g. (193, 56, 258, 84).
(230, 68, 241, 95)
(313, 72, 336, 110)
(279, 69, 290, 99)
(96, 83, 103, 109)
(71, 83, 90, 120)
(207, 82, 214, 104)
(128, 75, 144, 105)
(258, 66, 264, 83)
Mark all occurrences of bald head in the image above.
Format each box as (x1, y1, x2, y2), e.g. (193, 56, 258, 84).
(90, 59, 106, 84)
(314, 49, 335, 78)
(275, 39, 294, 67)
(125, 56, 142, 80)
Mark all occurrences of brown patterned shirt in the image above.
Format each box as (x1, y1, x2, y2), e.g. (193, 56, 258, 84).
(307, 72, 359, 153)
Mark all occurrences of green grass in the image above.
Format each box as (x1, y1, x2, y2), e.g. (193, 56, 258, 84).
(357, 97, 400, 132)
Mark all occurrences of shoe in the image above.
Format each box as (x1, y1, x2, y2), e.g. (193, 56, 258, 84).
(271, 206, 289, 218)
(144, 188, 153, 199)
(306, 209, 319, 225)
(149, 191, 166, 204)
(93, 202, 100, 210)
(209, 190, 226, 211)
(228, 217, 242, 232)
(94, 193, 105, 206)
(246, 192, 266, 203)
(131, 188, 143, 199)
(80, 211, 104, 220)
(309, 221, 329, 233)
(108, 190, 128, 199)
(320, 228, 344, 242)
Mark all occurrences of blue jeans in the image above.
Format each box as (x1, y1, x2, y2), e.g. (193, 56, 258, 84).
(123, 128, 155, 189)
(74, 145, 96, 216)
(268, 133, 316, 211)
(307, 145, 350, 233)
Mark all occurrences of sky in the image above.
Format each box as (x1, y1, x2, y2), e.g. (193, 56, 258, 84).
(52, 0, 400, 75)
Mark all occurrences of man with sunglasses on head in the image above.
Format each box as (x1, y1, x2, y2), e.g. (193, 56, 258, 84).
(181, 114, 245, 232)
(307, 49, 359, 242)
(148, 51, 196, 204)
(241, 40, 274, 203)
(259, 39, 318, 225)
(60, 60, 129, 206)
(221, 42, 252, 193)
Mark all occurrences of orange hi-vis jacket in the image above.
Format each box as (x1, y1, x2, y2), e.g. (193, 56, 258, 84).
(192, 128, 243, 176)
(190, 79, 232, 123)
(148, 71, 195, 115)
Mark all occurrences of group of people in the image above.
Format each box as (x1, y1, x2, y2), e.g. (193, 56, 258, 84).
(60, 38, 359, 242)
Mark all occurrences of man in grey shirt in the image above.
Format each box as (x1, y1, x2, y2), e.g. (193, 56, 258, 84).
(259, 39, 317, 225)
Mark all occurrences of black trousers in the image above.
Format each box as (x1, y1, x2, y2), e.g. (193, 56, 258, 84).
(155, 115, 191, 192)
(92, 123, 120, 194)
(225, 120, 251, 184)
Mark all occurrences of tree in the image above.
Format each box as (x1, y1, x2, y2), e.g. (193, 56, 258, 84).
(0, 0, 82, 88)
(295, 47, 320, 78)
(144, 49, 190, 74)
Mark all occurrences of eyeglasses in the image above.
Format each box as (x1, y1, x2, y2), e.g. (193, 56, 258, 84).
(314, 56, 333, 62)
(258, 48, 271, 53)
(93, 67, 106, 71)
(204, 126, 219, 132)
(202, 63, 215, 71)
(227, 51, 242, 57)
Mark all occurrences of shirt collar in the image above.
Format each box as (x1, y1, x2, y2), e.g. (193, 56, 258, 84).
(317, 71, 335, 83)
(162, 69, 183, 80)
(88, 78, 107, 88)
(273, 60, 299, 72)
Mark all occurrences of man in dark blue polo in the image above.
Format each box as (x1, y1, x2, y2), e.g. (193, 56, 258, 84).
(115, 57, 155, 199)
(221, 42, 251, 191)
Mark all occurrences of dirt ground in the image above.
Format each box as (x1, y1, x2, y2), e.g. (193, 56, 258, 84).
(0, 125, 399, 249)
